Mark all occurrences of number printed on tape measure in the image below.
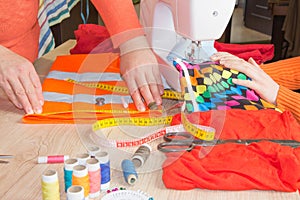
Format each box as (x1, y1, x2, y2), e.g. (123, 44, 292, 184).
(66, 79, 184, 100)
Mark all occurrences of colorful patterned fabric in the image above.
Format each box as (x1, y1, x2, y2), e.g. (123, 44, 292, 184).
(173, 59, 277, 112)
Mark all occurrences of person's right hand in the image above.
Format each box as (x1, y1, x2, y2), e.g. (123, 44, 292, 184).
(0, 45, 44, 114)
(119, 36, 164, 111)
(120, 48, 164, 111)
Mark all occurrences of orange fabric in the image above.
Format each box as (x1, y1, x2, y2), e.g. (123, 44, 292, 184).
(91, 0, 144, 47)
(261, 56, 300, 122)
(163, 109, 300, 191)
(0, 1, 39, 62)
(22, 53, 161, 124)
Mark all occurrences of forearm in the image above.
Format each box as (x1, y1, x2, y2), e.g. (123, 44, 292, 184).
(276, 85, 300, 123)
(91, 0, 144, 47)
(261, 56, 300, 90)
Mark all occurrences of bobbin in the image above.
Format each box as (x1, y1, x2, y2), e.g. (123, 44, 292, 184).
(131, 143, 152, 168)
(95, 151, 111, 191)
(67, 185, 84, 200)
(41, 169, 60, 200)
(121, 159, 138, 185)
(76, 153, 90, 165)
(64, 158, 79, 192)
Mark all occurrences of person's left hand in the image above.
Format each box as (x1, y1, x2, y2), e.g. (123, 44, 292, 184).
(211, 52, 279, 104)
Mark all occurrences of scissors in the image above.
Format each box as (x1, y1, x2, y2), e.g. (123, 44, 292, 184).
(0, 155, 13, 164)
(157, 132, 300, 153)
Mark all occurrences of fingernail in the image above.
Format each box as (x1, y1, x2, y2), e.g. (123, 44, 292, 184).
(138, 105, 145, 112)
(34, 107, 42, 114)
(155, 98, 162, 105)
(160, 88, 164, 95)
(40, 100, 44, 106)
(26, 108, 34, 115)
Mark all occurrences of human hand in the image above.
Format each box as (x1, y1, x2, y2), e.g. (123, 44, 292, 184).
(120, 48, 164, 111)
(211, 52, 279, 105)
(0, 46, 44, 114)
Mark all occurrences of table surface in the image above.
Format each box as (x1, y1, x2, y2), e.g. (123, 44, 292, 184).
(1, 40, 299, 200)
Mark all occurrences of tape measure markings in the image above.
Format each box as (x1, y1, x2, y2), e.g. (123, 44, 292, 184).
(181, 113, 215, 141)
(93, 114, 215, 144)
(66, 78, 184, 100)
(66, 79, 215, 143)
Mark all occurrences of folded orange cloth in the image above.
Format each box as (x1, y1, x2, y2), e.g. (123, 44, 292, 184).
(22, 53, 161, 124)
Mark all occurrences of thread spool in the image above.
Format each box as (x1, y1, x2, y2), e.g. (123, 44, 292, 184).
(38, 155, 69, 164)
(41, 169, 60, 200)
(121, 159, 138, 185)
(86, 158, 100, 198)
(72, 165, 90, 199)
(76, 153, 90, 165)
(95, 151, 111, 191)
(67, 185, 84, 200)
(131, 144, 151, 168)
(64, 158, 78, 192)
(87, 146, 100, 158)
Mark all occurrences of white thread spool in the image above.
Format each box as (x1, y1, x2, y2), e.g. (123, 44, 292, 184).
(67, 185, 84, 200)
(87, 146, 101, 158)
(76, 153, 90, 165)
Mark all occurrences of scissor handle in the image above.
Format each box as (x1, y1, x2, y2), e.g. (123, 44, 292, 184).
(157, 141, 195, 153)
(164, 132, 195, 142)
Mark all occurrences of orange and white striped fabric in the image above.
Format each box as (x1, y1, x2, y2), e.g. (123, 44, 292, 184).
(23, 53, 162, 124)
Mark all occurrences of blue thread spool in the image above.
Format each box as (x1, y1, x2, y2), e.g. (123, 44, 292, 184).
(96, 151, 111, 191)
(121, 159, 138, 185)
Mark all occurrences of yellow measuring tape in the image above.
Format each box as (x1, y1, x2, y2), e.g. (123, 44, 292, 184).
(93, 114, 215, 141)
(66, 78, 184, 100)
(67, 78, 215, 141)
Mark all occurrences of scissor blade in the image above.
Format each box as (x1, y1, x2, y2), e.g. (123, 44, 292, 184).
(0, 160, 9, 164)
(0, 155, 13, 159)
(215, 139, 300, 147)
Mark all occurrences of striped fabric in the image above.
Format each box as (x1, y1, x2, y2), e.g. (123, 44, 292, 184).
(38, 0, 80, 57)
(22, 53, 163, 124)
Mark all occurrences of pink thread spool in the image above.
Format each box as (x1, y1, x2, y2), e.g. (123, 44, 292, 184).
(38, 155, 69, 164)
(86, 158, 101, 198)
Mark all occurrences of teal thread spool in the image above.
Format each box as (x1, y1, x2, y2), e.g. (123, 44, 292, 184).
(121, 159, 138, 185)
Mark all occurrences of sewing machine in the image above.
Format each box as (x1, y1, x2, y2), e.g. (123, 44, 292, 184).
(140, 0, 236, 91)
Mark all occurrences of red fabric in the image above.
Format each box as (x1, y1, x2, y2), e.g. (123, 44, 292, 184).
(70, 24, 274, 63)
(162, 109, 300, 191)
(214, 41, 274, 64)
(163, 142, 300, 191)
(70, 24, 117, 54)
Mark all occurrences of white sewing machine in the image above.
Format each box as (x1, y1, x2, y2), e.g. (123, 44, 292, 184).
(140, 0, 236, 91)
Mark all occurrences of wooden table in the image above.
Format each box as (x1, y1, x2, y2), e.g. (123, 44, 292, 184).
(1, 40, 299, 200)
